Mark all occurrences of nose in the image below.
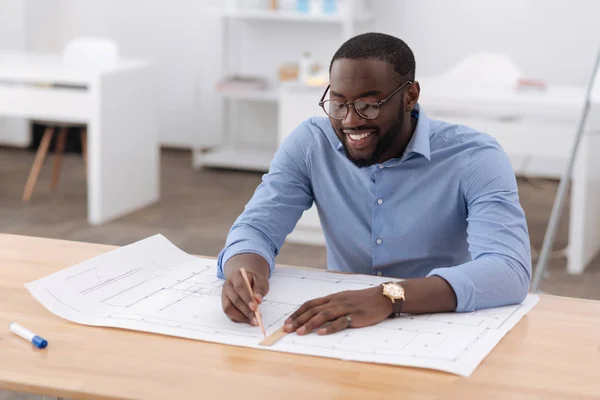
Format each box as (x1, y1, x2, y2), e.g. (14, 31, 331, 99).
(343, 104, 365, 127)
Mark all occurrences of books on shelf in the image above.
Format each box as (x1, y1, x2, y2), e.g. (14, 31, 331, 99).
(216, 75, 270, 92)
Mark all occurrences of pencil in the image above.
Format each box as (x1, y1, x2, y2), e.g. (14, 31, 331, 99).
(240, 267, 267, 338)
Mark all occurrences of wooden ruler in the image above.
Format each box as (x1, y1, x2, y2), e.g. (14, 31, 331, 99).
(259, 326, 287, 346)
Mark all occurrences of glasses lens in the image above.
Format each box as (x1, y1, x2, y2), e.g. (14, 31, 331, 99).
(355, 100, 380, 119)
(324, 100, 347, 119)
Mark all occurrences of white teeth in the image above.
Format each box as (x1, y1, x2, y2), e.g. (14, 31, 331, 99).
(348, 132, 372, 140)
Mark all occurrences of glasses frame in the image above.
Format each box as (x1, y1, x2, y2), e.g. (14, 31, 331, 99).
(318, 80, 413, 120)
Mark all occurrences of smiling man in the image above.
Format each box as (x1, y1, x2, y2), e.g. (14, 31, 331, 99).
(216, 33, 532, 336)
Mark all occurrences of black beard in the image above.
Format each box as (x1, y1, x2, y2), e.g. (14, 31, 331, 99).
(341, 111, 405, 168)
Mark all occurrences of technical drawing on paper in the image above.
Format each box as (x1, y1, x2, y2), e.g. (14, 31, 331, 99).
(25, 234, 539, 377)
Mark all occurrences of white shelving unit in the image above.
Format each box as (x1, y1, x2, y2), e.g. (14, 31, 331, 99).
(194, 0, 375, 171)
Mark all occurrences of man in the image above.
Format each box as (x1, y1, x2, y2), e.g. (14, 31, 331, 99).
(216, 32, 532, 337)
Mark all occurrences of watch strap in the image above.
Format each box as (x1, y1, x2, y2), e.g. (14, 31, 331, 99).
(388, 298, 404, 318)
(382, 282, 405, 318)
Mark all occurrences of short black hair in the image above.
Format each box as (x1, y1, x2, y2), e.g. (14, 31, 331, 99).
(329, 32, 416, 82)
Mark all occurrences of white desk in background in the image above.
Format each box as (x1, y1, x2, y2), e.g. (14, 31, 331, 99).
(0, 52, 159, 225)
(418, 79, 587, 178)
(278, 82, 600, 275)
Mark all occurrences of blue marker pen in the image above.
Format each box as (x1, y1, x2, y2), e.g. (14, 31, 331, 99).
(10, 323, 48, 349)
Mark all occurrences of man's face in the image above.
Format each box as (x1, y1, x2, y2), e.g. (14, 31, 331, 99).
(328, 59, 408, 167)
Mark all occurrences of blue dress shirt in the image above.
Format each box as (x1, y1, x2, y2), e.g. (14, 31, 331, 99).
(217, 105, 532, 312)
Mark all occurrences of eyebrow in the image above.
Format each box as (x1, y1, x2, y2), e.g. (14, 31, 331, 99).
(330, 90, 384, 99)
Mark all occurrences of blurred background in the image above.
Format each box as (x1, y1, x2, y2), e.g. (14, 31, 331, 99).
(1, 0, 599, 309)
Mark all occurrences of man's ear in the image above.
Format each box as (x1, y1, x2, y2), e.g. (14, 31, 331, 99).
(406, 81, 420, 111)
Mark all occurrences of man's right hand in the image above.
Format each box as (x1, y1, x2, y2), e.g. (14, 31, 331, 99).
(221, 254, 270, 325)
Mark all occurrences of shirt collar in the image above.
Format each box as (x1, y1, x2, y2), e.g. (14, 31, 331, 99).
(404, 104, 431, 161)
(335, 103, 431, 162)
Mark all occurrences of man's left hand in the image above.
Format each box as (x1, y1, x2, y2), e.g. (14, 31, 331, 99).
(283, 286, 393, 336)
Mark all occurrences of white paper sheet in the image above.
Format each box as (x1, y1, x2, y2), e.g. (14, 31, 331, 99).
(26, 234, 538, 377)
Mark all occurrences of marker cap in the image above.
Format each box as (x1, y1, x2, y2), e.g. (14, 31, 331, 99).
(32, 335, 48, 349)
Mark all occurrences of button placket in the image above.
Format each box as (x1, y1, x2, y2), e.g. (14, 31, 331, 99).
(372, 164, 386, 275)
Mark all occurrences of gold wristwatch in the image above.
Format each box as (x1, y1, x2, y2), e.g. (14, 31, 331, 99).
(382, 282, 405, 318)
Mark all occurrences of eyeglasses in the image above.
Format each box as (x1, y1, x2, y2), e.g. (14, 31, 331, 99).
(318, 80, 412, 120)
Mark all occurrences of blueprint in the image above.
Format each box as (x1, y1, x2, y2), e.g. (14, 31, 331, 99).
(25, 234, 539, 377)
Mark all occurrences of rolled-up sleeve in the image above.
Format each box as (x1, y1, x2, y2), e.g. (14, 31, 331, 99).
(428, 141, 532, 311)
(216, 122, 314, 279)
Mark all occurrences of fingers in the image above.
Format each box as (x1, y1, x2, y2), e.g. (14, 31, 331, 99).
(318, 315, 351, 335)
(297, 307, 346, 335)
(221, 291, 254, 325)
(284, 303, 327, 333)
(250, 273, 269, 304)
(285, 296, 331, 325)
(221, 267, 271, 325)
(232, 273, 256, 310)
(285, 305, 346, 335)
(221, 278, 257, 325)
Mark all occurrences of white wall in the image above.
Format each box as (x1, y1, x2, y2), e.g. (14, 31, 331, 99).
(25, 0, 62, 52)
(56, 0, 219, 148)
(0, 0, 29, 147)
(375, 0, 600, 86)
(0, 0, 26, 50)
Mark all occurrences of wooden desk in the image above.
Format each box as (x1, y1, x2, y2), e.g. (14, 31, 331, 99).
(1, 234, 599, 400)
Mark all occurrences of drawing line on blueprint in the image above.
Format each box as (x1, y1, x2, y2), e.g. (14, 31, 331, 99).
(100, 276, 159, 305)
(98, 269, 217, 308)
(107, 313, 267, 339)
(492, 304, 524, 330)
(44, 287, 86, 314)
(149, 260, 173, 271)
(81, 269, 141, 295)
(100, 272, 207, 308)
(66, 264, 102, 281)
(158, 286, 205, 312)
(407, 314, 485, 328)
(275, 271, 382, 286)
(106, 316, 215, 336)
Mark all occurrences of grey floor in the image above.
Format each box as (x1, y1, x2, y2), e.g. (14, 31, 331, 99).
(1, 146, 599, 399)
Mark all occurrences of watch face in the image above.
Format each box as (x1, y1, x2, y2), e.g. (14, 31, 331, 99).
(385, 283, 404, 298)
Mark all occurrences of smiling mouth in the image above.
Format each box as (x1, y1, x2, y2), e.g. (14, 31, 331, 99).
(348, 131, 373, 140)
(344, 130, 376, 149)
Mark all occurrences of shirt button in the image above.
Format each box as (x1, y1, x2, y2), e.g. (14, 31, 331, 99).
(377, 271, 383, 276)
(377, 198, 383, 205)
(376, 238, 383, 245)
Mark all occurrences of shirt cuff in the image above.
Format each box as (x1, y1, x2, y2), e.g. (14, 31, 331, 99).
(216, 227, 276, 279)
(427, 267, 476, 312)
